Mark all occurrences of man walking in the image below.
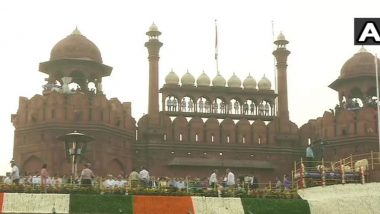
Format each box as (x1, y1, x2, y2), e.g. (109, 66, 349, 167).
(209, 169, 218, 190)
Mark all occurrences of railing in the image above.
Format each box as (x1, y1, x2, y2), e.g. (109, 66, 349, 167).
(293, 151, 380, 189)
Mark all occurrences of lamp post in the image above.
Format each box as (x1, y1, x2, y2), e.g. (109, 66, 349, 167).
(57, 131, 94, 180)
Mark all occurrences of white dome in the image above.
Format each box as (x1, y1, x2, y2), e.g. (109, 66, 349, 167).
(165, 69, 179, 85)
(197, 71, 210, 86)
(243, 74, 257, 89)
(258, 75, 271, 90)
(149, 22, 158, 32)
(277, 32, 286, 41)
(212, 73, 226, 87)
(227, 73, 241, 88)
(181, 70, 195, 86)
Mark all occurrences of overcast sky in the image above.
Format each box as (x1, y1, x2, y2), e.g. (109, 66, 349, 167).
(0, 0, 379, 175)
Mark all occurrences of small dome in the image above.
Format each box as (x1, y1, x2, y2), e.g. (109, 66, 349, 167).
(212, 73, 226, 87)
(340, 48, 379, 79)
(165, 69, 179, 85)
(277, 32, 286, 41)
(197, 71, 210, 86)
(243, 74, 257, 89)
(50, 27, 102, 63)
(227, 73, 241, 88)
(258, 75, 271, 90)
(181, 70, 195, 86)
(149, 22, 158, 32)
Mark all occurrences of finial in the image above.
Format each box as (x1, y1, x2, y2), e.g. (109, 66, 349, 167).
(358, 46, 368, 53)
(72, 26, 81, 35)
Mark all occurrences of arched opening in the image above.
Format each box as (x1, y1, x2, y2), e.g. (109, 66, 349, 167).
(165, 96, 179, 112)
(228, 99, 241, 114)
(22, 155, 43, 176)
(196, 97, 211, 113)
(212, 97, 225, 114)
(107, 159, 125, 177)
(180, 96, 195, 112)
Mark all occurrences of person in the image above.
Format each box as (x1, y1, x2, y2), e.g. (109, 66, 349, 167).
(275, 177, 283, 193)
(40, 163, 49, 193)
(306, 145, 315, 168)
(128, 168, 139, 189)
(80, 163, 95, 187)
(283, 174, 291, 191)
(225, 168, 235, 189)
(10, 160, 20, 184)
(139, 166, 150, 188)
(209, 169, 218, 190)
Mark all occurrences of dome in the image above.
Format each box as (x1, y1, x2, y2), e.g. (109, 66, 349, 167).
(181, 70, 195, 86)
(243, 74, 257, 89)
(165, 69, 179, 85)
(227, 73, 242, 88)
(50, 27, 102, 63)
(277, 32, 286, 41)
(258, 75, 271, 90)
(149, 22, 159, 32)
(197, 71, 210, 86)
(340, 47, 379, 79)
(212, 73, 226, 87)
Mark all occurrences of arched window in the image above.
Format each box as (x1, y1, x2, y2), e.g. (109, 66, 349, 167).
(242, 136, 246, 144)
(179, 133, 183, 142)
(164, 134, 167, 141)
(195, 134, 199, 142)
(258, 137, 261, 144)
(211, 135, 214, 143)
(227, 135, 230, 143)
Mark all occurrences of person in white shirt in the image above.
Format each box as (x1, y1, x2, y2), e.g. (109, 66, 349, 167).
(103, 174, 115, 190)
(226, 168, 235, 188)
(139, 167, 150, 188)
(3, 175, 12, 185)
(10, 160, 20, 184)
(209, 169, 218, 190)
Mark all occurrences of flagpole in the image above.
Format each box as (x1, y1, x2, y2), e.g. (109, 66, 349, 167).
(272, 20, 278, 116)
(215, 19, 219, 74)
(375, 53, 380, 153)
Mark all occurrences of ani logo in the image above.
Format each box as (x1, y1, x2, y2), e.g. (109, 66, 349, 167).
(354, 18, 380, 45)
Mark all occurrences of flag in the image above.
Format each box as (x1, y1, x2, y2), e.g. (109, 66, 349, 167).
(215, 20, 218, 60)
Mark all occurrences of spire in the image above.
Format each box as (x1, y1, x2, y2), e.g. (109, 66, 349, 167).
(71, 26, 81, 35)
(358, 46, 368, 53)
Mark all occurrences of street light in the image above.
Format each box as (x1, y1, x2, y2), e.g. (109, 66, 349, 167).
(57, 131, 94, 180)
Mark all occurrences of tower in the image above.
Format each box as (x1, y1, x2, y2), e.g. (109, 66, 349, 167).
(12, 27, 136, 176)
(145, 23, 163, 126)
(273, 32, 291, 126)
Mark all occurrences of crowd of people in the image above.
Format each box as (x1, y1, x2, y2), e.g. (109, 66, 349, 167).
(1, 161, 293, 194)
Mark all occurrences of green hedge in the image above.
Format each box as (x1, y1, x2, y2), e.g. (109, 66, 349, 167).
(241, 198, 310, 214)
(70, 194, 133, 214)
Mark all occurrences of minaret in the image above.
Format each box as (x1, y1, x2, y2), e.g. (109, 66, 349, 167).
(145, 23, 163, 126)
(273, 32, 290, 123)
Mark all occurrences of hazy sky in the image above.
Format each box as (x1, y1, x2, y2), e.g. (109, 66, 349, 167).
(0, 0, 379, 175)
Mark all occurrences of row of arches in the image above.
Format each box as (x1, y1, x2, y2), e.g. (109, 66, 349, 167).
(140, 116, 272, 145)
(300, 107, 377, 146)
(164, 96, 275, 116)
